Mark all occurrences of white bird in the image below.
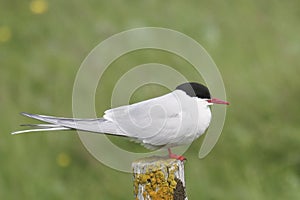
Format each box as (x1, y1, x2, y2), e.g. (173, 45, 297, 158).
(12, 82, 229, 160)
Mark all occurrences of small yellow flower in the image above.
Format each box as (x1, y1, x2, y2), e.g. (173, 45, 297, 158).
(29, 0, 48, 14)
(56, 152, 71, 167)
(0, 26, 11, 43)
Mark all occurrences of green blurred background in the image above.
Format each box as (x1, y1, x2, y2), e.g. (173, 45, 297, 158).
(1, 0, 300, 199)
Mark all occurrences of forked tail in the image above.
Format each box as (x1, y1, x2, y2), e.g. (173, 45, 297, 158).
(11, 112, 125, 136)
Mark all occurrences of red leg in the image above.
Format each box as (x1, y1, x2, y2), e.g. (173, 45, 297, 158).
(168, 148, 186, 161)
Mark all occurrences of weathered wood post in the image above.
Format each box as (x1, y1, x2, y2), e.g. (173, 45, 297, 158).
(132, 156, 187, 200)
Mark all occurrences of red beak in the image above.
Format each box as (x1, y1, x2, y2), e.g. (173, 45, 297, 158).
(207, 98, 229, 105)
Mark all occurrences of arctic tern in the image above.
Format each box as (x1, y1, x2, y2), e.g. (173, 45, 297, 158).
(12, 82, 229, 160)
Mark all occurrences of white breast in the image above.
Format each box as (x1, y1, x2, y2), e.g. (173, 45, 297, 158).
(105, 90, 212, 148)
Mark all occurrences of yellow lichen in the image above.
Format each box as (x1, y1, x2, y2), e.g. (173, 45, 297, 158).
(133, 159, 180, 200)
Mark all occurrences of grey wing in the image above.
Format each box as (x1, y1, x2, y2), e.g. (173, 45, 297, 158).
(103, 91, 187, 146)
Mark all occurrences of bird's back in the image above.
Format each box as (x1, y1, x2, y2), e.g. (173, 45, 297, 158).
(104, 90, 211, 148)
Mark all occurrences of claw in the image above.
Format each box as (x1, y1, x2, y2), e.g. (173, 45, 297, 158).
(168, 148, 186, 161)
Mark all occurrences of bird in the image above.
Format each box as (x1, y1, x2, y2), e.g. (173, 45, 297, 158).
(12, 82, 229, 161)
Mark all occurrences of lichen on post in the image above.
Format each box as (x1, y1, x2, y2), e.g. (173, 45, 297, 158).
(132, 156, 187, 200)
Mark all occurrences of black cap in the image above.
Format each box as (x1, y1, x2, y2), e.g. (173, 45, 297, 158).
(176, 82, 211, 99)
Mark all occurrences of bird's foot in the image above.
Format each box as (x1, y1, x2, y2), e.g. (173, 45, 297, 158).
(168, 148, 186, 161)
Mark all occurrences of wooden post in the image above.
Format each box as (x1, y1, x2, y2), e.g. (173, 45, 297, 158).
(132, 156, 187, 200)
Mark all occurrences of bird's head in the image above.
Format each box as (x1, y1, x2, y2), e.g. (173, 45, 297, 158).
(176, 82, 229, 105)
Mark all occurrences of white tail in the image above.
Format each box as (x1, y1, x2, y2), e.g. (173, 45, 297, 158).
(11, 112, 126, 136)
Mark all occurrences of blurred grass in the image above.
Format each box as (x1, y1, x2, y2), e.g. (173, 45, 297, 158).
(1, 0, 300, 199)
